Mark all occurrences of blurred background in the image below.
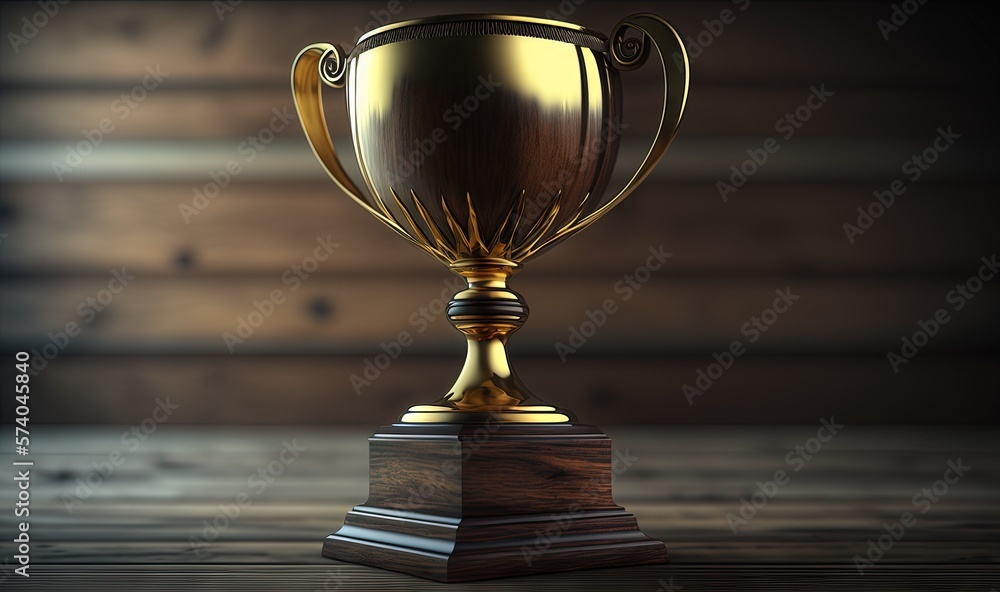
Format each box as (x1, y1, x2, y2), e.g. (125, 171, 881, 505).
(0, 0, 997, 425)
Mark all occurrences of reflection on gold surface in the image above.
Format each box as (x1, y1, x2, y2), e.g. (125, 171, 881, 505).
(293, 13, 689, 422)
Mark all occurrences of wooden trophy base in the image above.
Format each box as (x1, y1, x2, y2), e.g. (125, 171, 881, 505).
(322, 423, 668, 582)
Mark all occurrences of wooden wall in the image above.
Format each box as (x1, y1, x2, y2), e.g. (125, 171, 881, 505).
(0, 0, 996, 424)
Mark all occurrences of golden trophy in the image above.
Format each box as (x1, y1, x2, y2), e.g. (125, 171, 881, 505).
(292, 12, 688, 582)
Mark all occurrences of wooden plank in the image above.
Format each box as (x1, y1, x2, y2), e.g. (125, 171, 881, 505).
(0, 86, 984, 140)
(0, 426, 996, 588)
(0, 88, 302, 140)
(0, 274, 997, 353)
(0, 1, 990, 87)
(3, 137, 991, 183)
(1, 182, 996, 276)
(0, 354, 995, 424)
(12, 519, 1000, 558)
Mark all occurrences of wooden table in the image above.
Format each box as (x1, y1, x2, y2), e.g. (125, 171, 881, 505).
(2, 425, 998, 590)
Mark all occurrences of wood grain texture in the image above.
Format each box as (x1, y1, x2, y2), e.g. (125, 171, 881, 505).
(0, 87, 988, 140)
(5, 565, 1000, 591)
(367, 424, 617, 516)
(1, 182, 997, 276)
(0, 1, 992, 86)
(0, 425, 997, 589)
(6, 137, 991, 183)
(0, 0, 996, 427)
(1, 277, 997, 354)
(1, 354, 996, 425)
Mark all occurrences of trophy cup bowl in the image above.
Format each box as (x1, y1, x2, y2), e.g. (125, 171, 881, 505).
(292, 12, 689, 582)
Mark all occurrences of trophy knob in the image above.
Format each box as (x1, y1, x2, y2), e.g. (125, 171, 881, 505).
(318, 44, 348, 88)
(610, 22, 650, 70)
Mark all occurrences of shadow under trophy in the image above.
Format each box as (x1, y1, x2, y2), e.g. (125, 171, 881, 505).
(292, 12, 688, 582)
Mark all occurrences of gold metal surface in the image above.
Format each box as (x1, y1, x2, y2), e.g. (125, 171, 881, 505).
(292, 13, 689, 423)
(400, 260, 573, 423)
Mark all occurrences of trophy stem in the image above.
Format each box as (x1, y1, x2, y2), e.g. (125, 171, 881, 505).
(399, 259, 575, 423)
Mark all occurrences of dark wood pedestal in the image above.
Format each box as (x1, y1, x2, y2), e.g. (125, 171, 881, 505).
(322, 423, 668, 582)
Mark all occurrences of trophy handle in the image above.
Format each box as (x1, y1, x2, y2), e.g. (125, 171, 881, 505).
(564, 14, 690, 236)
(291, 43, 382, 219)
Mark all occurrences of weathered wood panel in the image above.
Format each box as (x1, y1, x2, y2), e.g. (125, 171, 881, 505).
(0, 86, 984, 140)
(3, 138, 991, 183)
(0, 355, 995, 424)
(1, 182, 996, 275)
(1, 276, 997, 353)
(0, 0, 995, 429)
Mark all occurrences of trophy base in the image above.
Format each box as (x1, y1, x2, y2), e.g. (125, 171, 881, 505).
(322, 423, 668, 582)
